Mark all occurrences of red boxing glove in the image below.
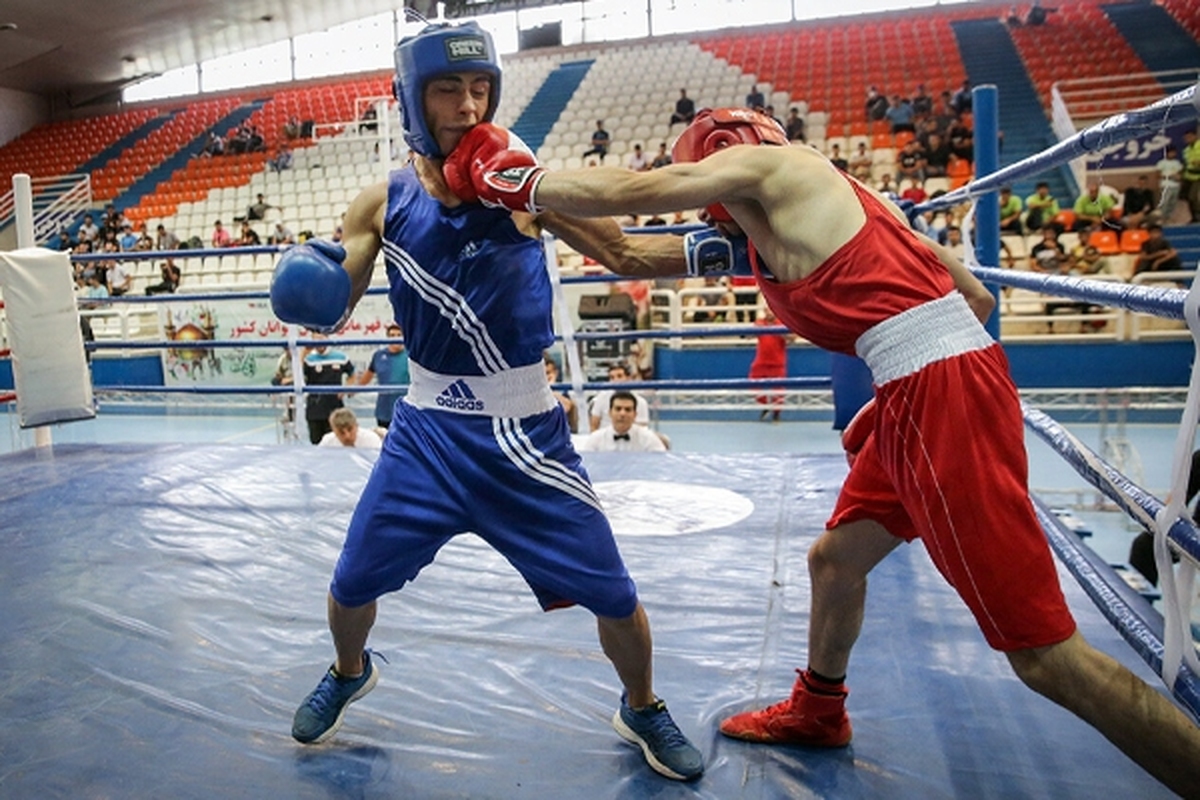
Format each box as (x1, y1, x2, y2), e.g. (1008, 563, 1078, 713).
(841, 397, 877, 468)
(443, 123, 545, 214)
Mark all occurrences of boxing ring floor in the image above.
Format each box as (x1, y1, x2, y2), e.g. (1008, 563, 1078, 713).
(0, 443, 1180, 799)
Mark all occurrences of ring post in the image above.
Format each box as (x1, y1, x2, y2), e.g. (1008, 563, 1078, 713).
(972, 86, 1001, 340)
(13, 173, 52, 448)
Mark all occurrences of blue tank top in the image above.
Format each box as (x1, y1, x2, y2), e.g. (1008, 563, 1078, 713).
(382, 167, 553, 376)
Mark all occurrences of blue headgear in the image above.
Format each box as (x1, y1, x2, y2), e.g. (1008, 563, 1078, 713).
(393, 21, 502, 159)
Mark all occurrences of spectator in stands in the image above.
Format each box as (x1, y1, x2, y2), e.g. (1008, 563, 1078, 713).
(211, 220, 232, 248)
(1133, 223, 1183, 275)
(1072, 243, 1112, 276)
(626, 143, 650, 171)
(1182, 128, 1200, 223)
(228, 122, 252, 155)
(79, 270, 109, 306)
(237, 221, 261, 246)
(106, 257, 133, 297)
(145, 259, 181, 295)
(848, 142, 873, 182)
(934, 92, 957, 135)
(884, 94, 914, 134)
(1121, 175, 1156, 229)
(135, 231, 154, 251)
(943, 224, 966, 260)
(876, 173, 895, 195)
(269, 144, 293, 173)
(827, 143, 848, 172)
(202, 131, 226, 158)
(896, 139, 926, 184)
(582, 120, 610, 164)
(669, 88, 696, 127)
(1025, 0, 1056, 26)
(922, 132, 951, 178)
(269, 222, 296, 245)
(246, 125, 265, 153)
(951, 79, 973, 116)
(283, 115, 301, 140)
(53, 231, 75, 251)
(155, 223, 179, 251)
(947, 114, 974, 163)
(319, 408, 383, 450)
(900, 178, 927, 205)
(784, 107, 806, 142)
(245, 193, 277, 222)
(116, 222, 138, 252)
(745, 84, 765, 110)
(865, 86, 888, 123)
(1030, 225, 1069, 273)
(999, 186, 1024, 234)
(1072, 182, 1118, 232)
(78, 214, 99, 243)
(1156, 145, 1184, 220)
(763, 105, 784, 131)
(576, 391, 666, 453)
(650, 142, 672, 169)
(359, 105, 379, 134)
(911, 84, 932, 120)
(1024, 181, 1061, 231)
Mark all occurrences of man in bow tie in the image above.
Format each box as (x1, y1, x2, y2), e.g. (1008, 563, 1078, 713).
(576, 391, 666, 453)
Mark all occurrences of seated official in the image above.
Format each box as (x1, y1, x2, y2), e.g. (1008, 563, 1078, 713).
(575, 391, 666, 453)
(318, 408, 383, 450)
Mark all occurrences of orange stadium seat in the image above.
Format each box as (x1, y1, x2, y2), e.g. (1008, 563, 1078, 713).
(1087, 229, 1120, 255)
(1119, 228, 1149, 254)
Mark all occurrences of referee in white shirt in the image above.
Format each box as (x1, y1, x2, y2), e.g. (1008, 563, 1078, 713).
(576, 391, 666, 452)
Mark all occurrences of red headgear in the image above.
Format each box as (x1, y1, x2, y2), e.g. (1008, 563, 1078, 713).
(671, 107, 789, 222)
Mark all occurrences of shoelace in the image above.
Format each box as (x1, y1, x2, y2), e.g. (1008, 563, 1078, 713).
(639, 703, 690, 748)
(304, 649, 388, 714)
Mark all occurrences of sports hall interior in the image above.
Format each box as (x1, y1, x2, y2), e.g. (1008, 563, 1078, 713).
(1, 2, 1199, 798)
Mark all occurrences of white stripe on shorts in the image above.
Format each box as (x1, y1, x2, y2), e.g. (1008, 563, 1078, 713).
(493, 417, 604, 513)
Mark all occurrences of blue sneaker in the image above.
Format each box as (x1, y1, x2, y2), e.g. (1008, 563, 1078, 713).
(612, 694, 704, 781)
(292, 650, 379, 744)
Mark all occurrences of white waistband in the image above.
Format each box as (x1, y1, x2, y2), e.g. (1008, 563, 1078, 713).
(405, 360, 558, 418)
(854, 293, 995, 385)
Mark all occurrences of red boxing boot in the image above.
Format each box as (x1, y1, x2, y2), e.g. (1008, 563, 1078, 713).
(719, 669, 852, 747)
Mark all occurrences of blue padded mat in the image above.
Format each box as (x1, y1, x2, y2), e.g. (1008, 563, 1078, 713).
(0, 444, 1178, 798)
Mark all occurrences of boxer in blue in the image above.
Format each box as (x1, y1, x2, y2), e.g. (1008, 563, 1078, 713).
(272, 21, 713, 781)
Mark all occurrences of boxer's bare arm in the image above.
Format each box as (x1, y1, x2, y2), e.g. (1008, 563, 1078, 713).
(536, 146, 776, 220)
(540, 212, 686, 279)
(341, 182, 387, 309)
(916, 231, 996, 323)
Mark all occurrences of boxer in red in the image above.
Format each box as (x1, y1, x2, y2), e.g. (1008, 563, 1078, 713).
(443, 108, 1200, 796)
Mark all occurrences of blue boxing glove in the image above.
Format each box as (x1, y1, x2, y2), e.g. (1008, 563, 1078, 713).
(683, 228, 754, 277)
(270, 240, 352, 333)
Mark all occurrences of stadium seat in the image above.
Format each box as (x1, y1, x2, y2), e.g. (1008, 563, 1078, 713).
(1087, 230, 1120, 255)
(1119, 228, 1149, 253)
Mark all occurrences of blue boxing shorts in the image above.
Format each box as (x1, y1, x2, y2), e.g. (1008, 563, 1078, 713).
(330, 399, 639, 620)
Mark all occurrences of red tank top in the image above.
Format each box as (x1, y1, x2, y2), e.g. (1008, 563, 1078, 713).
(752, 177, 954, 355)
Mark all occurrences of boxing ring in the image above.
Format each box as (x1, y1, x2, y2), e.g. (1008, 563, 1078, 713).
(1, 85, 1198, 798)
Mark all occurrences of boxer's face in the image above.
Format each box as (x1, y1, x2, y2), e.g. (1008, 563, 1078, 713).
(425, 71, 493, 156)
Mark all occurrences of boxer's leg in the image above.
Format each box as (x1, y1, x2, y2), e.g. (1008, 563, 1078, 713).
(1008, 631, 1200, 797)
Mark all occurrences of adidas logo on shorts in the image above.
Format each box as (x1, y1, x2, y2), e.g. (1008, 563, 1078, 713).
(436, 379, 485, 412)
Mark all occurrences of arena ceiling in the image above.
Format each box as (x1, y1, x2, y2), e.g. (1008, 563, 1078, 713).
(0, 0, 504, 105)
